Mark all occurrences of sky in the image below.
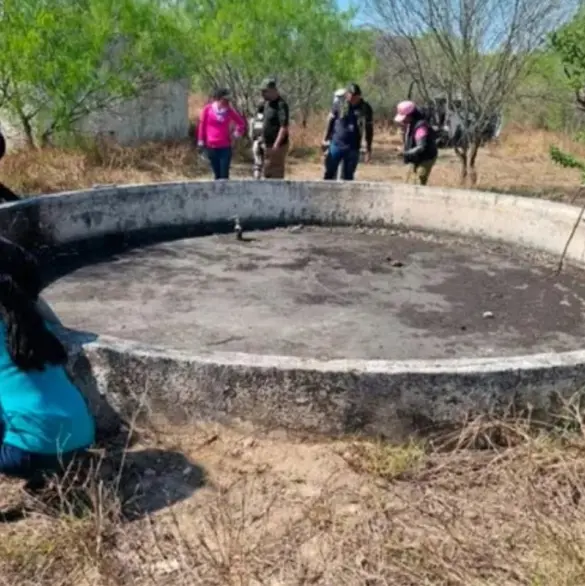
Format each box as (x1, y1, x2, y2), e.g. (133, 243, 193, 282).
(336, 0, 367, 24)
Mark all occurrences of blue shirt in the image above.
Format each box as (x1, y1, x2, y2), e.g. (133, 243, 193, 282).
(0, 324, 95, 454)
(325, 100, 374, 152)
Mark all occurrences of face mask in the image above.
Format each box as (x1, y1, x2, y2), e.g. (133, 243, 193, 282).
(213, 102, 228, 119)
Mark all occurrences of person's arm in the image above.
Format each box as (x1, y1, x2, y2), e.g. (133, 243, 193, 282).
(272, 100, 289, 149)
(197, 106, 208, 147)
(323, 108, 337, 145)
(364, 101, 374, 158)
(404, 125, 429, 162)
(229, 107, 247, 139)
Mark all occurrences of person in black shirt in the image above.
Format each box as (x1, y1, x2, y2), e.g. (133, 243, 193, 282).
(256, 78, 289, 179)
(0, 129, 19, 203)
(322, 83, 373, 181)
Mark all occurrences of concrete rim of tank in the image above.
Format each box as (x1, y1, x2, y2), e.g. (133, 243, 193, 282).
(2, 179, 585, 437)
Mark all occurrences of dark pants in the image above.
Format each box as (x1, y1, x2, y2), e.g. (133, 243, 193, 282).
(324, 145, 360, 180)
(206, 147, 232, 180)
(0, 443, 85, 490)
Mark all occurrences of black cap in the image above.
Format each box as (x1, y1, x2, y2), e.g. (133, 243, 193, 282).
(346, 82, 362, 96)
(212, 87, 231, 101)
(260, 77, 277, 90)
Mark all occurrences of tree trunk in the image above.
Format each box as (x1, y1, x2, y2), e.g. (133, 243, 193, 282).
(17, 109, 36, 149)
(40, 129, 54, 148)
(455, 145, 468, 184)
(469, 139, 481, 185)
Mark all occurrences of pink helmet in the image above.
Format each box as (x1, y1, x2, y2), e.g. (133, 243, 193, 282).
(394, 100, 416, 123)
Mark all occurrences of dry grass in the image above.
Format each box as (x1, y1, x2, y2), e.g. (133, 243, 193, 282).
(4, 411, 585, 585)
(1, 106, 584, 202)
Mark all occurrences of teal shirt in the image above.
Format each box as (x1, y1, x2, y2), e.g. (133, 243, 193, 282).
(0, 324, 95, 454)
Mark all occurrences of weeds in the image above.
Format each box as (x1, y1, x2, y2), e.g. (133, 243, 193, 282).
(2, 405, 585, 584)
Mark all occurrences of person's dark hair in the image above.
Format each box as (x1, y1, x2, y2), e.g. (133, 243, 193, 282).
(346, 82, 362, 96)
(0, 237, 67, 371)
(212, 88, 230, 101)
(0, 236, 42, 299)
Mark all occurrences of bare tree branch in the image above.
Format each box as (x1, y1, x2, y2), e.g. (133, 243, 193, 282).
(365, 0, 576, 182)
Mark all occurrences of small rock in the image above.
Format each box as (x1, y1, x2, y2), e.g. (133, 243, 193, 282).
(151, 559, 180, 575)
(391, 260, 404, 267)
(483, 311, 494, 319)
(289, 224, 303, 233)
(242, 437, 256, 449)
(295, 396, 310, 405)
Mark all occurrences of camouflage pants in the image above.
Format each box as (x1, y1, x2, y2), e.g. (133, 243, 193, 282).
(252, 139, 264, 179)
(410, 157, 437, 186)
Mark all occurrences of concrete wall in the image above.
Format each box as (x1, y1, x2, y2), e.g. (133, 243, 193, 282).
(0, 80, 190, 151)
(1, 179, 585, 438)
(74, 80, 190, 145)
(1, 180, 584, 261)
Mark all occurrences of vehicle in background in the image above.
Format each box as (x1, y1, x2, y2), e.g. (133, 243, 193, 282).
(406, 82, 503, 149)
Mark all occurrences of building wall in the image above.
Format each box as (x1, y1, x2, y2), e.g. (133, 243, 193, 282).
(75, 79, 190, 145)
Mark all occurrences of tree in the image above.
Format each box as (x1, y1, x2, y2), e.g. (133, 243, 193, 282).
(512, 49, 576, 131)
(365, 0, 573, 183)
(0, 0, 196, 147)
(191, 0, 372, 118)
(550, 8, 585, 111)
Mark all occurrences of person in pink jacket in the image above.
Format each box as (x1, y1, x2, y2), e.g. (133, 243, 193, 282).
(197, 88, 247, 180)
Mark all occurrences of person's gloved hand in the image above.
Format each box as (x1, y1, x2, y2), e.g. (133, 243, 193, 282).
(197, 141, 206, 160)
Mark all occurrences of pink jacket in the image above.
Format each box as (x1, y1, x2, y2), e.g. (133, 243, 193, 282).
(197, 102, 246, 149)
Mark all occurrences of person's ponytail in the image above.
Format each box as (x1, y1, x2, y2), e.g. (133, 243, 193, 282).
(0, 274, 67, 371)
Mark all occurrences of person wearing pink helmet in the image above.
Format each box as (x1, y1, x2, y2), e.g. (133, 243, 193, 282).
(394, 100, 438, 185)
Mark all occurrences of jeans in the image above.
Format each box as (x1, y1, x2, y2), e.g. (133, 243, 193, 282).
(0, 443, 85, 490)
(206, 147, 232, 180)
(324, 145, 360, 180)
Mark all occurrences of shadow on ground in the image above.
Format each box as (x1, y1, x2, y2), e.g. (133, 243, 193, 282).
(99, 447, 207, 522)
(0, 326, 207, 525)
(0, 448, 207, 524)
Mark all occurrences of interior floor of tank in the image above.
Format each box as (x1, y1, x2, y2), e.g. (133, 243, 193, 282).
(43, 225, 585, 360)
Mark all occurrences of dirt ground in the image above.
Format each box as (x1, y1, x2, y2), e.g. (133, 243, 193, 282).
(2, 414, 585, 586)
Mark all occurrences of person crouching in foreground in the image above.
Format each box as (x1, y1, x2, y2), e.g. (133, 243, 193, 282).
(197, 88, 246, 180)
(0, 238, 95, 493)
(394, 100, 438, 186)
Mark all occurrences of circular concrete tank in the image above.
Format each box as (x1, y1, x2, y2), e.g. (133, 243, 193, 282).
(43, 226, 585, 361)
(2, 180, 585, 438)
